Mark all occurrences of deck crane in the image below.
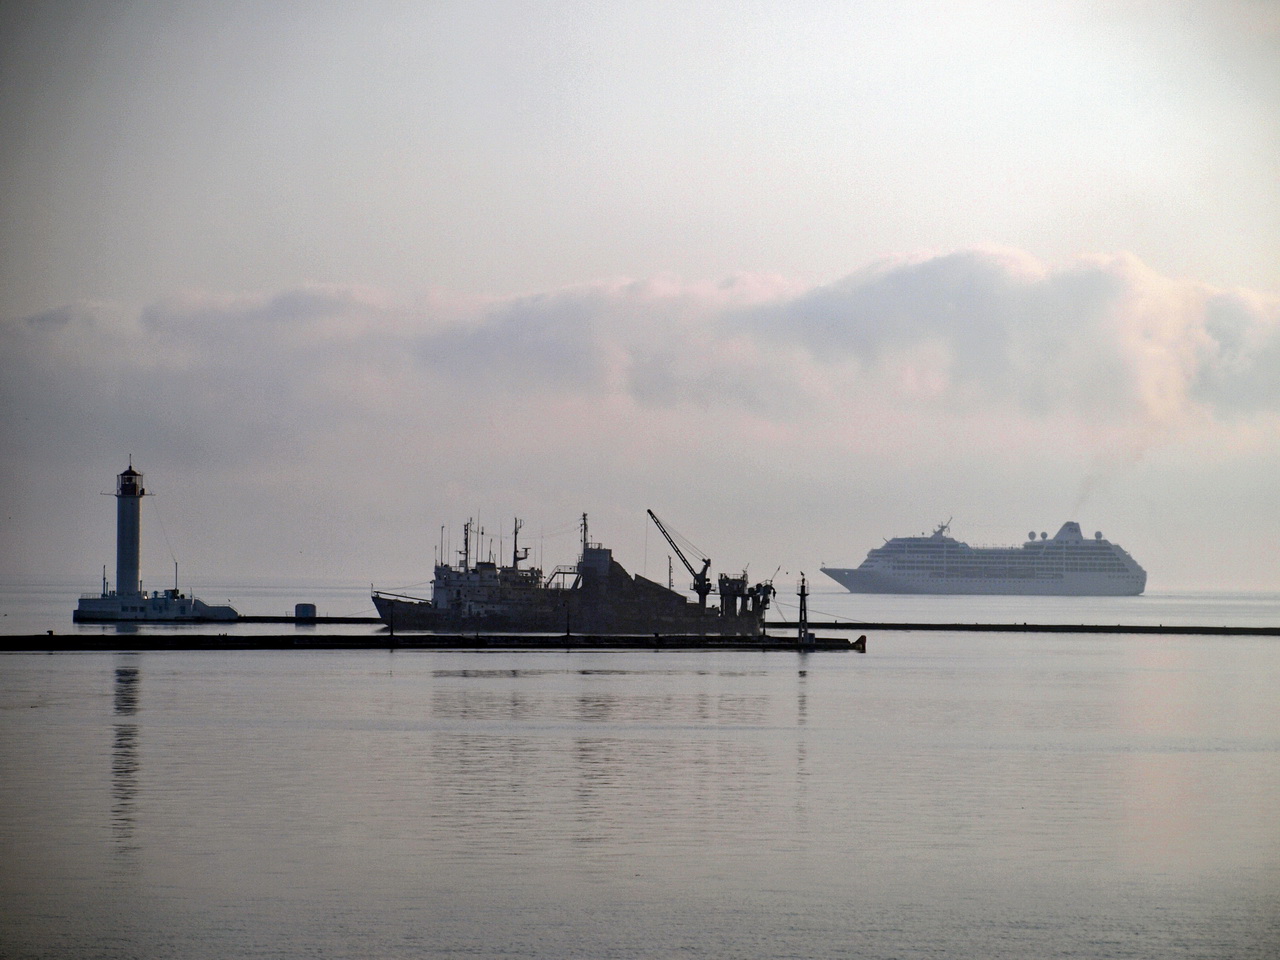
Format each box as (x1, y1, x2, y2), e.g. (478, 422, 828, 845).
(646, 509, 713, 609)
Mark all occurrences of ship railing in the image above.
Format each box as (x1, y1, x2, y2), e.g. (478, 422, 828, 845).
(544, 565, 579, 589)
(372, 588, 432, 602)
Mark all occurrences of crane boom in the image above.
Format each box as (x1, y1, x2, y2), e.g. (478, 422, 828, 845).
(647, 509, 712, 608)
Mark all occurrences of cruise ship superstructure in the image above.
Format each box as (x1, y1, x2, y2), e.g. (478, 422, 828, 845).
(820, 521, 1146, 596)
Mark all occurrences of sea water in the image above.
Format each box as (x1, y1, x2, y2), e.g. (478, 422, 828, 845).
(2, 575, 1278, 635)
(2, 595, 1279, 959)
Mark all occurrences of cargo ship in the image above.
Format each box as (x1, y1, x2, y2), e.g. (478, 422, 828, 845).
(372, 514, 775, 634)
(820, 521, 1146, 596)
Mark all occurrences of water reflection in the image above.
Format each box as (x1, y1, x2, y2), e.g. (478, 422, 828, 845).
(114, 664, 140, 716)
(795, 667, 810, 829)
(6, 645, 1270, 960)
(430, 668, 767, 680)
(1120, 644, 1206, 872)
(418, 666, 783, 866)
(428, 671, 773, 727)
(112, 661, 140, 855)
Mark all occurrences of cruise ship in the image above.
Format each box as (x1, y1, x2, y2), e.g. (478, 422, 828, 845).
(820, 521, 1147, 596)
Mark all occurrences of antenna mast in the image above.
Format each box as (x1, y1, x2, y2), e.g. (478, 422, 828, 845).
(512, 518, 528, 569)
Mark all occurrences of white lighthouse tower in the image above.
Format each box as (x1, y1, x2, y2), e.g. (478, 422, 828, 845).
(114, 464, 145, 597)
(74, 463, 238, 623)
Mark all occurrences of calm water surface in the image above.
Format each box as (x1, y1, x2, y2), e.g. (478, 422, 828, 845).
(2, 576, 1278, 635)
(3, 635, 1278, 959)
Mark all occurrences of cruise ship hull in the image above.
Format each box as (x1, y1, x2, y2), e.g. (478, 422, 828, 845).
(820, 567, 1144, 596)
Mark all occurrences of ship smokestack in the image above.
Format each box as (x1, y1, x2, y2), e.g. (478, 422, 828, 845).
(115, 464, 145, 596)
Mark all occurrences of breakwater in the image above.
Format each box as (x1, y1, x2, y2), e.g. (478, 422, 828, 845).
(0, 633, 860, 652)
(217, 615, 1280, 636)
(767, 620, 1278, 636)
(4, 621, 1274, 653)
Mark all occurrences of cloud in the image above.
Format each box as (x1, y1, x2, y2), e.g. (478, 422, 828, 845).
(415, 287, 608, 391)
(3, 250, 1277, 564)
(2, 288, 406, 471)
(727, 248, 1279, 521)
(1192, 287, 1280, 412)
(5, 251, 1278, 479)
(743, 248, 1280, 432)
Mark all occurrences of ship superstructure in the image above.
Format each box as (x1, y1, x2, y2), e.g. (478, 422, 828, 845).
(820, 521, 1146, 596)
(74, 464, 238, 623)
(372, 514, 775, 634)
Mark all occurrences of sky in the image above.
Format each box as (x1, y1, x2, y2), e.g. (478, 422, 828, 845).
(2, 0, 1278, 595)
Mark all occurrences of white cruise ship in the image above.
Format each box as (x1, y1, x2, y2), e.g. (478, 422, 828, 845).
(820, 521, 1147, 596)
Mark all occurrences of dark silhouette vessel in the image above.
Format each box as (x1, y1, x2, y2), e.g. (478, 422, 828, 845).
(373, 515, 774, 634)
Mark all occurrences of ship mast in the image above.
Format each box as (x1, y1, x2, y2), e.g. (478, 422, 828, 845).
(512, 517, 528, 569)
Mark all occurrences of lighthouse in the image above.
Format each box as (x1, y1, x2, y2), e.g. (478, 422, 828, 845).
(73, 463, 239, 623)
(115, 464, 145, 596)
